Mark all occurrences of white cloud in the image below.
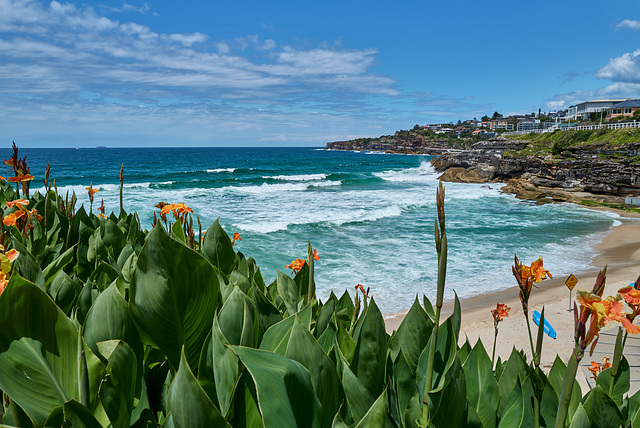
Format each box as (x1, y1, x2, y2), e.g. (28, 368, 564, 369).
(596, 49, 640, 83)
(616, 19, 640, 31)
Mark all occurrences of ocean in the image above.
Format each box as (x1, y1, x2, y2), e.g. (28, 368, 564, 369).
(8, 146, 621, 314)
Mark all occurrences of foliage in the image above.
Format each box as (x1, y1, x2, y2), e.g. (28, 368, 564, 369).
(0, 145, 640, 427)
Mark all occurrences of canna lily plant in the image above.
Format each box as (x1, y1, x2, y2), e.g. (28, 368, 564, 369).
(491, 302, 510, 366)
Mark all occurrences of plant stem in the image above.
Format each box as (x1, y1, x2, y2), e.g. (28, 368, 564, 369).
(524, 310, 536, 361)
(492, 328, 497, 368)
(555, 349, 580, 428)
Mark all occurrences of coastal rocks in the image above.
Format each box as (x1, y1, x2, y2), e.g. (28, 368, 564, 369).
(431, 140, 640, 205)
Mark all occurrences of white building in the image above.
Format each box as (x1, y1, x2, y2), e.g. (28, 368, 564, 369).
(566, 99, 626, 120)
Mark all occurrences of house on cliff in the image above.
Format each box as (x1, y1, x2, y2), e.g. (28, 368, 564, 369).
(606, 99, 640, 120)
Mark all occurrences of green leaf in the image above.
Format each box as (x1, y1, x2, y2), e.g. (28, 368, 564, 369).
(83, 283, 142, 374)
(48, 271, 82, 315)
(42, 246, 75, 285)
(338, 347, 375, 424)
(231, 346, 321, 428)
(62, 399, 102, 427)
(568, 403, 591, 428)
(276, 269, 299, 316)
(497, 348, 528, 415)
(350, 298, 387, 397)
(389, 297, 432, 373)
(0, 276, 80, 426)
(168, 348, 231, 428)
(10, 239, 45, 290)
(200, 219, 236, 274)
(498, 378, 524, 428)
(582, 385, 623, 427)
(286, 317, 341, 428)
(354, 388, 393, 428)
(218, 287, 256, 347)
(423, 295, 436, 320)
(88, 261, 121, 291)
(392, 350, 418, 428)
(463, 341, 499, 428)
(210, 316, 241, 416)
(129, 225, 220, 371)
(97, 340, 137, 428)
(596, 356, 630, 405)
(171, 220, 187, 244)
(252, 285, 283, 340)
(452, 291, 461, 341)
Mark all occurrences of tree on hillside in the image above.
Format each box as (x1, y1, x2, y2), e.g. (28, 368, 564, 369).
(491, 111, 502, 120)
(481, 115, 490, 122)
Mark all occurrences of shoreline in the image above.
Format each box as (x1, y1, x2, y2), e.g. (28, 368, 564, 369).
(384, 211, 640, 391)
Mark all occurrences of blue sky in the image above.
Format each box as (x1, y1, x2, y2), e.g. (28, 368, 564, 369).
(2, 0, 640, 147)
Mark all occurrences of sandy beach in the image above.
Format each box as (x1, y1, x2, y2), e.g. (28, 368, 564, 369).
(384, 210, 640, 392)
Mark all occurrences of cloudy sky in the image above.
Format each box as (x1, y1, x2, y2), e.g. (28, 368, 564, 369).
(2, 0, 640, 147)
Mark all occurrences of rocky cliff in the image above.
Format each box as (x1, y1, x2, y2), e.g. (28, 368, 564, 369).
(430, 138, 640, 205)
(325, 131, 469, 155)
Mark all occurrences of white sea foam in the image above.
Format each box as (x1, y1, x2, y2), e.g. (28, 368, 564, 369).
(373, 161, 437, 183)
(206, 168, 236, 173)
(266, 174, 327, 181)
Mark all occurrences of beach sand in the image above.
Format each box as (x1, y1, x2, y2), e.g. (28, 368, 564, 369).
(384, 210, 640, 392)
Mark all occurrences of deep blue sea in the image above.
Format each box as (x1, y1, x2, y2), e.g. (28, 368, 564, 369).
(7, 146, 621, 314)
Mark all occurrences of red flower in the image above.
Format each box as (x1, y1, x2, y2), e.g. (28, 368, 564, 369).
(491, 303, 510, 324)
(231, 232, 241, 246)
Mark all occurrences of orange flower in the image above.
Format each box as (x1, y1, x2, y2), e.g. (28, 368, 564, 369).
(588, 357, 612, 381)
(25, 208, 42, 222)
(3, 210, 25, 227)
(285, 258, 306, 274)
(8, 173, 34, 183)
(5, 249, 19, 262)
(491, 303, 510, 324)
(98, 213, 107, 219)
(0, 272, 7, 296)
(3, 159, 15, 168)
(6, 199, 29, 210)
(160, 202, 193, 220)
(577, 289, 640, 353)
(231, 232, 241, 246)
(311, 249, 319, 261)
(530, 257, 552, 282)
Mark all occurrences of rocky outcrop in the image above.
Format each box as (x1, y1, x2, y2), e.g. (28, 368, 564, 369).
(430, 141, 640, 204)
(325, 132, 467, 155)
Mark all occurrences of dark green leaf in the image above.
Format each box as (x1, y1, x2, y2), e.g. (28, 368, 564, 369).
(129, 225, 220, 371)
(463, 341, 499, 428)
(168, 348, 231, 428)
(231, 346, 320, 428)
(200, 219, 235, 274)
(350, 298, 387, 397)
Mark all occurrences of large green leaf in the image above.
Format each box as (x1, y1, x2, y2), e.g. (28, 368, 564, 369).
(350, 298, 387, 397)
(392, 350, 417, 428)
(89, 261, 121, 291)
(582, 385, 623, 427)
(97, 340, 138, 428)
(83, 283, 142, 378)
(0, 276, 80, 426)
(497, 348, 528, 415)
(218, 286, 256, 348)
(498, 378, 524, 428)
(211, 317, 242, 416)
(388, 297, 432, 373)
(129, 225, 220, 371)
(47, 270, 82, 315)
(200, 219, 236, 274)
(285, 317, 341, 428)
(463, 341, 499, 428)
(168, 348, 231, 428)
(231, 346, 321, 428)
(337, 346, 375, 424)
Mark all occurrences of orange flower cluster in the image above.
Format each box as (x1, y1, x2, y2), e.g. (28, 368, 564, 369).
(285, 258, 306, 274)
(3, 198, 42, 235)
(491, 303, 510, 326)
(155, 202, 193, 223)
(512, 255, 552, 312)
(588, 357, 612, 381)
(0, 246, 19, 296)
(285, 248, 319, 274)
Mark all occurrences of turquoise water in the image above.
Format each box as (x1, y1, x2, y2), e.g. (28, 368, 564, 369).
(12, 147, 619, 314)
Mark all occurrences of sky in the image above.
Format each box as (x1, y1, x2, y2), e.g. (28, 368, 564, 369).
(2, 0, 640, 147)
